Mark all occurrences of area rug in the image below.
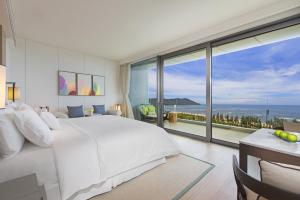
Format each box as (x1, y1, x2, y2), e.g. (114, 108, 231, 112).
(91, 154, 214, 200)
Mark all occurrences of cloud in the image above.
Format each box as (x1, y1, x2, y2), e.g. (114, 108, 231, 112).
(148, 69, 206, 97)
(278, 64, 300, 76)
(147, 63, 300, 105)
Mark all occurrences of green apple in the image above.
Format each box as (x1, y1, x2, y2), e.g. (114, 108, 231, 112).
(274, 130, 282, 137)
(287, 134, 298, 142)
(280, 132, 289, 140)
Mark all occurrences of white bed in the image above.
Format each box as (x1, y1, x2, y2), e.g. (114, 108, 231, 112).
(0, 115, 180, 200)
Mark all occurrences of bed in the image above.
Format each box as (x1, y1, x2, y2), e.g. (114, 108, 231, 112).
(0, 115, 180, 200)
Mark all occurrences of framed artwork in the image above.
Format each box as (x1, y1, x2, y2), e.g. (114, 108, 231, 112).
(92, 75, 105, 96)
(58, 71, 76, 96)
(77, 73, 93, 96)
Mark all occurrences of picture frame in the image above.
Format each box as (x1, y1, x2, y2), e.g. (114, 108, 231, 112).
(58, 71, 77, 96)
(77, 73, 93, 96)
(92, 75, 105, 96)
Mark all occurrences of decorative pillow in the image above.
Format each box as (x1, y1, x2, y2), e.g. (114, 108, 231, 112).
(0, 108, 25, 159)
(40, 112, 61, 130)
(93, 105, 105, 115)
(259, 160, 300, 194)
(14, 109, 53, 147)
(54, 112, 69, 119)
(67, 105, 84, 118)
(139, 105, 148, 116)
(147, 105, 156, 115)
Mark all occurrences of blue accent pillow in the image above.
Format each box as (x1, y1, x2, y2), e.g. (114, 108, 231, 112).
(93, 105, 105, 115)
(67, 105, 84, 118)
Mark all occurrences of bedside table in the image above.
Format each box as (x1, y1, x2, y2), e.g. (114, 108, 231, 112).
(108, 110, 122, 116)
(0, 174, 47, 200)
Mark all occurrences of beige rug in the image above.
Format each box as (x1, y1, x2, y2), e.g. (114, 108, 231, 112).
(91, 154, 214, 200)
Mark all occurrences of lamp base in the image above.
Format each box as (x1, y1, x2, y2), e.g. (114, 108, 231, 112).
(116, 110, 122, 116)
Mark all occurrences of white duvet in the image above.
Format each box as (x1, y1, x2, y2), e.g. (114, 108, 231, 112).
(53, 115, 180, 200)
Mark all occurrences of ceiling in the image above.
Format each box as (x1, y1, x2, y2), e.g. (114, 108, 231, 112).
(7, 0, 300, 62)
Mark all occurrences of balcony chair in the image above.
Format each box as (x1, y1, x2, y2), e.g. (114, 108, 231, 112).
(138, 104, 168, 123)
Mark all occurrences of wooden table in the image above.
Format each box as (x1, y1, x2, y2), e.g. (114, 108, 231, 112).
(168, 112, 177, 123)
(239, 128, 300, 172)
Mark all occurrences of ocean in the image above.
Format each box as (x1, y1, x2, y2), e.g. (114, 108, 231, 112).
(164, 104, 300, 121)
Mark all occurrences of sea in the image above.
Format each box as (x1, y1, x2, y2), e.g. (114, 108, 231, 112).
(164, 104, 300, 122)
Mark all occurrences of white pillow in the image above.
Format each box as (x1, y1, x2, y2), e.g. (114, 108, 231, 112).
(259, 160, 300, 194)
(54, 112, 69, 119)
(0, 109, 25, 159)
(17, 103, 33, 111)
(14, 109, 53, 147)
(6, 102, 33, 111)
(40, 112, 61, 130)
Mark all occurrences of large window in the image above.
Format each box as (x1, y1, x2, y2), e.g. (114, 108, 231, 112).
(163, 49, 207, 137)
(212, 24, 300, 144)
(129, 18, 300, 148)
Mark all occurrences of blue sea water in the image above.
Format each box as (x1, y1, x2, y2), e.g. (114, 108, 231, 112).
(164, 104, 300, 122)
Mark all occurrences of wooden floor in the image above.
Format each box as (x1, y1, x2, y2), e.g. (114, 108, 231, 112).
(171, 134, 238, 200)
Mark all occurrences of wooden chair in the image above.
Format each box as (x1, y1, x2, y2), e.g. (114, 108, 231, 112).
(232, 155, 300, 200)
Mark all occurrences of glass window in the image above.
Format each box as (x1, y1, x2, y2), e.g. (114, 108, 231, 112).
(163, 49, 207, 137)
(212, 24, 300, 144)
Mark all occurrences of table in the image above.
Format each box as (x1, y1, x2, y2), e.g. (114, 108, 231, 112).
(0, 174, 46, 200)
(168, 112, 177, 123)
(239, 128, 300, 172)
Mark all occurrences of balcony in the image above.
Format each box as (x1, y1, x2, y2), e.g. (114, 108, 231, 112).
(164, 119, 254, 144)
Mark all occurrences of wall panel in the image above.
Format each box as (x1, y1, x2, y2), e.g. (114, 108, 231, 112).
(6, 38, 121, 112)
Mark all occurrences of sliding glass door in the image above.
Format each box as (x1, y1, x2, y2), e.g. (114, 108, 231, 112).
(162, 49, 207, 138)
(129, 58, 158, 125)
(129, 17, 300, 148)
(211, 24, 300, 144)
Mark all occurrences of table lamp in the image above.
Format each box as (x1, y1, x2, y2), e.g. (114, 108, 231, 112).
(115, 104, 122, 116)
(7, 82, 20, 102)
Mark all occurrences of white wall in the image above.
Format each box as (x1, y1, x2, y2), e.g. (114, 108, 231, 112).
(6, 38, 121, 112)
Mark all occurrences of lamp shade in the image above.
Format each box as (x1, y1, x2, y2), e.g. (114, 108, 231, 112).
(0, 65, 6, 108)
(115, 104, 121, 111)
(8, 86, 20, 101)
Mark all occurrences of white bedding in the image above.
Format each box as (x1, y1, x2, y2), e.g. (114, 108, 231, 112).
(0, 115, 180, 200)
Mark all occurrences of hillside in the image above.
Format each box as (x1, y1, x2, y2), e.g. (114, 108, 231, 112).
(149, 98, 200, 105)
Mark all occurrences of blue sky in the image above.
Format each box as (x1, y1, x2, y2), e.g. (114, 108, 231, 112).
(148, 36, 300, 105)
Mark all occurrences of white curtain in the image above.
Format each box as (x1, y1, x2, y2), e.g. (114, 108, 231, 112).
(120, 64, 134, 119)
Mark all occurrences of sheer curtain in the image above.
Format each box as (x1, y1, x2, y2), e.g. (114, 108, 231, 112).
(120, 64, 134, 118)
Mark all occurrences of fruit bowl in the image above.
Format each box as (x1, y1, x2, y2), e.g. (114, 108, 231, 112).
(274, 130, 299, 143)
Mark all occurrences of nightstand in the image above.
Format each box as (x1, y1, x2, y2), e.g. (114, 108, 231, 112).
(0, 174, 47, 200)
(108, 110, 122, 116)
